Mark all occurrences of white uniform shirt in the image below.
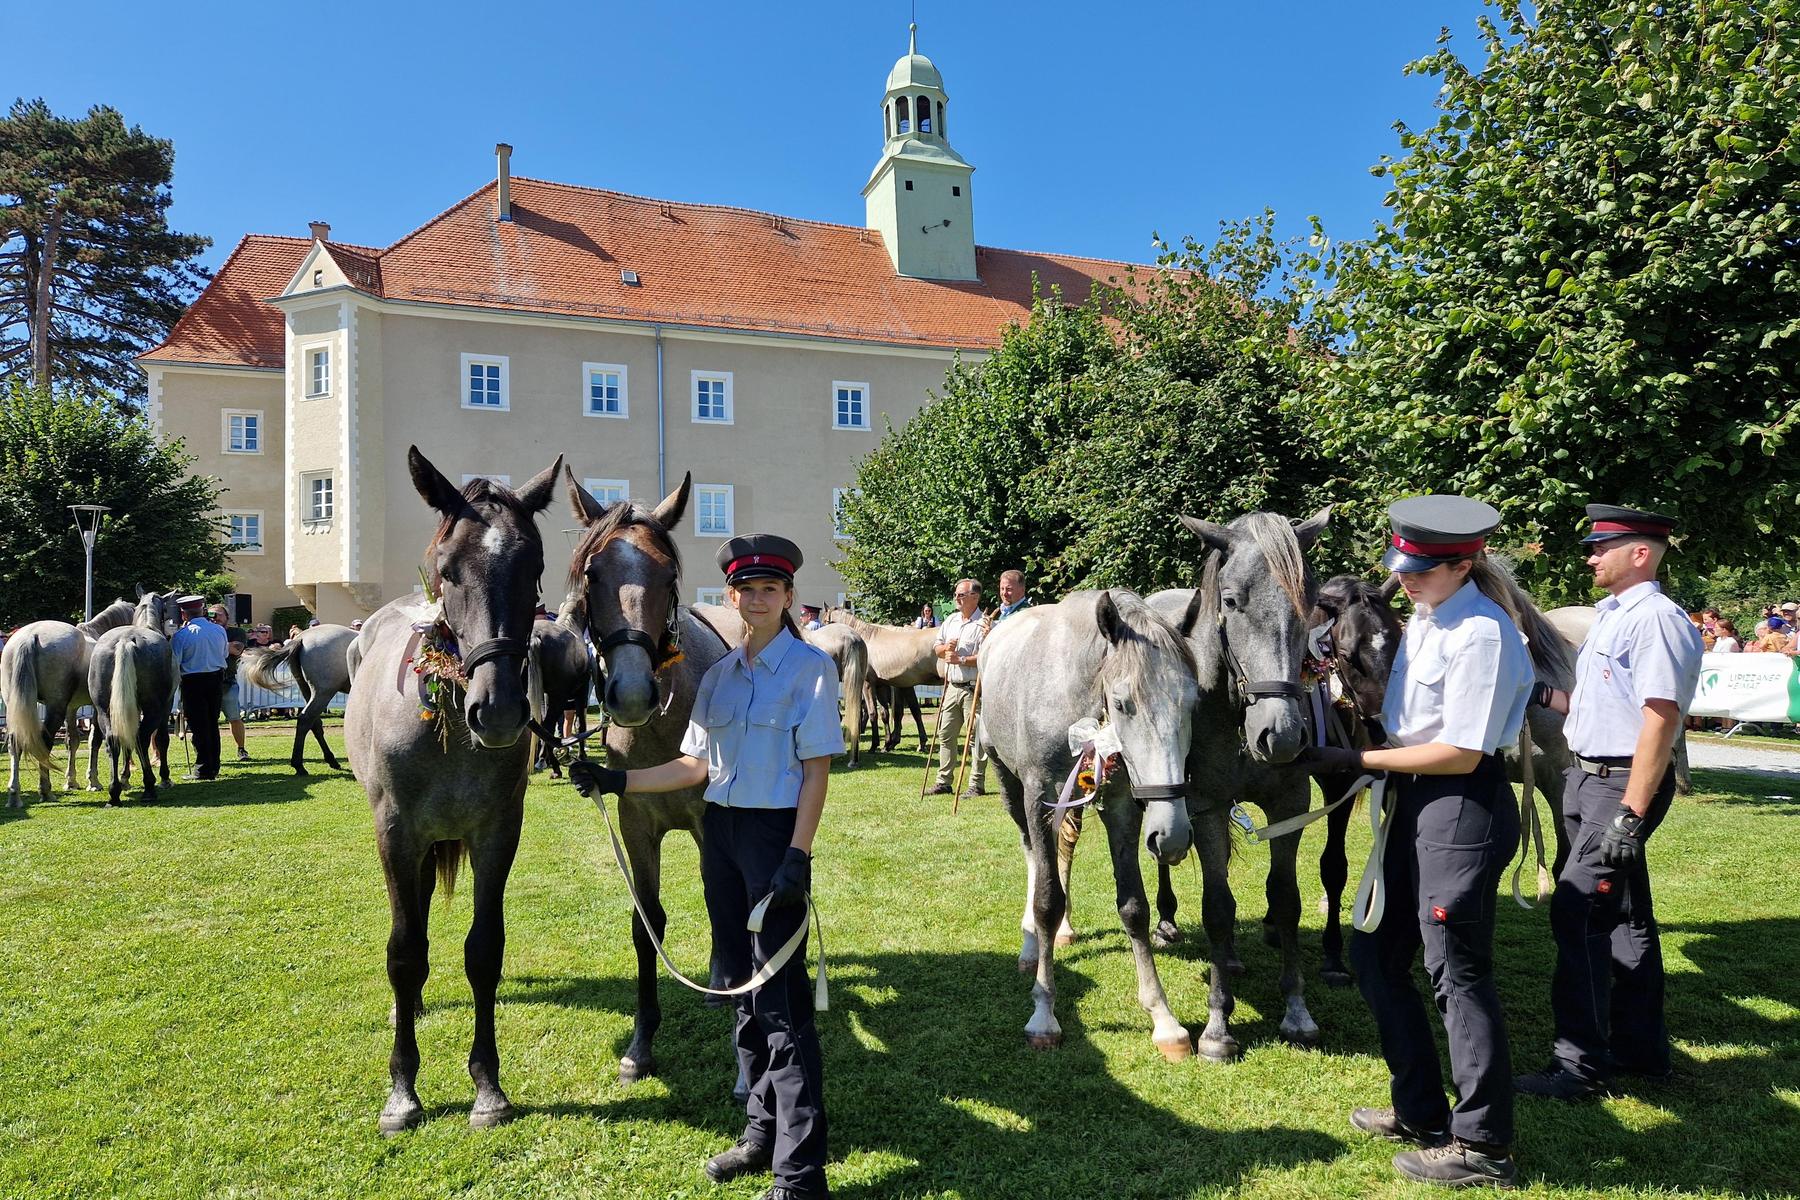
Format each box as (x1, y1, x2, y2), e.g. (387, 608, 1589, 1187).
(935, 610, 985, 685)
(679, 627, 845, 809)
(1565, 581, 1704, 758)
(1383, 580, 1533, 754)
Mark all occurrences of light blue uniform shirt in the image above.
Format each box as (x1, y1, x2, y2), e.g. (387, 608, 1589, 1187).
(1565, 581, 1704, 758)
(171, 617, 228, 675)
(1383, 580, 1533, 754)
(680, 627, 845, 808)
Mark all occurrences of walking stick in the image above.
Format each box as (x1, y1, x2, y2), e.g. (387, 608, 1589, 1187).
(917, 679, 952, 800)
(951, 674, 983, 814)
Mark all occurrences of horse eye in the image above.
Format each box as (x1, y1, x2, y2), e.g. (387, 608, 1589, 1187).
(1221, 592, 1241, 611)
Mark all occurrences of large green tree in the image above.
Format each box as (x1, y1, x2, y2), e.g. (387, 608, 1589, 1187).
(0, 99, 210, 400)
(0, 382, 226, 625)
(1294, 0, 1800, 601)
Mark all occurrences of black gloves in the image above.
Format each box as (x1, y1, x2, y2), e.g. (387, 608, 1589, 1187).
(1286, 744, 1367, 776)
(1528, 681, 1556, 709)
(1599, 804, 1647, 868)
(767, 847, 813, 909)
(568, 760, 627, 799)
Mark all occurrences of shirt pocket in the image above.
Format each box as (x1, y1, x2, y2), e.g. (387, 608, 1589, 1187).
(704, 690, 744, 729)
(746, 699, 803, 767)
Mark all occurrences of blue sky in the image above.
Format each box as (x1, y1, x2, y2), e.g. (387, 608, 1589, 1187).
(12, 1, 1491, 274)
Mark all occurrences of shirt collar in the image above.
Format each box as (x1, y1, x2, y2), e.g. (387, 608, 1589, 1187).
(1597, 580, 1662, 613)
(1000, 597, 1028, 614)
(1419, 579, 1482, 625)
(732, 625, 798, 675)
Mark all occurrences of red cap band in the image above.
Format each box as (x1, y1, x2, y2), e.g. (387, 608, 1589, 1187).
(1590, 519, 1667, 535)
(725, 554, 796, 577)
(1391, 533, 1485, 558)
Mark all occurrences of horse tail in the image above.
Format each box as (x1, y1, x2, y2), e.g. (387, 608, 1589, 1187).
(434, 839, 466, 905)
(527, 633, 547, 725)
(3, 644, 48, 765)
(241, 643, 298, 693)
(841, 638, 867, 755)
(110, 649, 141, 755)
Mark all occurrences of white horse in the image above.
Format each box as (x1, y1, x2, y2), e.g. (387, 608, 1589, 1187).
(3, 597, 137, 806)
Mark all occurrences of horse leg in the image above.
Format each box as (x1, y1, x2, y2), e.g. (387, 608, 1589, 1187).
(7, 734, 22, 808)
(105, 731, 124, 807)
(1265, 827, 1318, 1046)
(908, 690, 929, 753)
(378, 834, 434, 1135)
(1151, 861, 1182, 949)
(1194, 804, 1242, 1060)
(289, 685, 312, 775)
(137, 716, 160, 802)
(1024, 808, 1066, 1050)
(39, 706, 63, 802)
(465, 827, 520, 1129)
(1319, 796, 1354, 986)
(309, 696, 342, 770)
(154, 722, 171, 788)
(1101, 800, 1190, 1060)
(620, 820, 667, 1083)
(63, 708, 80, 791)
(87, 719, 103, 790)
(1053, 805, 1080, 945)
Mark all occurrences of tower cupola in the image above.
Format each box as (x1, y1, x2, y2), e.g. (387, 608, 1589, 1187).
(863, 24, 977, 281)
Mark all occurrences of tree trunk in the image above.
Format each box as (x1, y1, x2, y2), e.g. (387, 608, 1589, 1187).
(31, 202, 60, 389)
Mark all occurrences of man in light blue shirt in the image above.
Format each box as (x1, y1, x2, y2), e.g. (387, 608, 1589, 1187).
(171, 595, 229, 779)
(995, 569, 1033, 622)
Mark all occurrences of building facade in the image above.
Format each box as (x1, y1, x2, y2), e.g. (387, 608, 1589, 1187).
(139, 30, 1138, 623)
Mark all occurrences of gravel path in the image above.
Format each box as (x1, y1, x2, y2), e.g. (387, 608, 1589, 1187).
(1686, 737, 1800, 779)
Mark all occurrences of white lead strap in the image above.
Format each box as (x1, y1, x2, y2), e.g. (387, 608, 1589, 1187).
(1351, 775, 1394, 932)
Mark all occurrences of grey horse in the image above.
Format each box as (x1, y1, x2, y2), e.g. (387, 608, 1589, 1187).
(563, 468, 741, 1084)
(2, 597, 137, 805)
(241, 624, 356, 775)
(821, 606, 938, 752)
(526, 615, 592, 779)
(344, 447, 562, 1135)
(1145, 506, 1333, 1060)
(980, 589, 1201, 1058)
(87, 589, 178, 806)
(801, 624, 869, 767)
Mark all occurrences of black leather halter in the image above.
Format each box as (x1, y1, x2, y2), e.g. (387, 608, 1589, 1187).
(1131, 783, 1188, 803)
(597, 627, 661, 658)
(1217, 613, 1307, 707)
(461, 636, 530, 676)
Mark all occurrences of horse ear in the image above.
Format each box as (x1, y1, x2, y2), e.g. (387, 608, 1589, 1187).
(134, 583, 146, 600)
(1177, 588, 1205, 638)
(408, 446, 464, 516)
(1379, 572, 1403, 603)
(1095, 590, 1125, 645)
(1178, 514, 1233, 555)
(565, 464, 607, 526)
(514, 454, 564, 515)
(1294, 505, 1333, 551)
(651, 472, 692, 532)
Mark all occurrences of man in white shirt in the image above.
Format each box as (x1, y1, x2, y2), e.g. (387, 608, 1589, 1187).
(926, 579, 987, 797)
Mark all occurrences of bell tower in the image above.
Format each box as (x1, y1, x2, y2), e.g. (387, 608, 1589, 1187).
(862, 24, 977, 281)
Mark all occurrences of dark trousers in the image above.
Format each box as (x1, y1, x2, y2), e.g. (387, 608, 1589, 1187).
(701, 804, 826, 1194)
(180, 670, 224, 779)
(1549, 764, 1674, 1082)
(1351, 755, 1518, 1148)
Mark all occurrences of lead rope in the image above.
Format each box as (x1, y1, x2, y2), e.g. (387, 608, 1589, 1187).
(1351, 775, 1394, 932)
(1510, 715, 1551, 907)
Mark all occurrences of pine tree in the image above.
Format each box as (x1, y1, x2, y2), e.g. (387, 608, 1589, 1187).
(0, 98, 211, 401)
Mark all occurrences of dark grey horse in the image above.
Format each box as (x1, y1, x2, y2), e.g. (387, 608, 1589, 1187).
(241, 624, 356, 774)
(980, 589, 1201, 1058)
(526, 615, 592, 779)
(563, 468, 740, 1084)
(3, 597, 137, 804)
(87, 589, 177, 806)
(1145, 506, 1332, 1060)
(344, 447, 561, 1134)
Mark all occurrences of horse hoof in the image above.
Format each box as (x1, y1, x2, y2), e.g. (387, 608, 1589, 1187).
(1281, 1024, 1322, 1048)
(619, 1055, 655, 1084)
(469, 1098, 515, 1129)
(1321, 966, 1354, 989)
(1155, 1035, 1193, 1063)
(378, 1100, 424, 1136)
(292, 765, 309, 777)
(1026, 1032, 1062, 1051)
(1197, 1035, 1241, 1063)
(1053, 932, 1076, 948)
(1151, 921, 1181, 949)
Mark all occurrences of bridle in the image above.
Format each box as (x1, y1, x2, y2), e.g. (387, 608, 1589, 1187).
(581, 575, 684, 720)
(461, 635, 530, 677)
(1216, 609, 1308, 710)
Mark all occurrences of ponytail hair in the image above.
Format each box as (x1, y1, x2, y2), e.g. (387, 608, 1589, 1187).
(780, 609, 804, 639)
(1465, 552, 1576, 688)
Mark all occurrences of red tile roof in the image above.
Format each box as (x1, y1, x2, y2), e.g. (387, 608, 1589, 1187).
(141, 178, 1150, 368)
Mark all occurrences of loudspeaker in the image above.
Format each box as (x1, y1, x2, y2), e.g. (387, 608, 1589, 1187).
(230, 594, 253, 624)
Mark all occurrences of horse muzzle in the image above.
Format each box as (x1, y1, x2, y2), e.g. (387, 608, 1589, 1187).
(461, 637, 531, 747)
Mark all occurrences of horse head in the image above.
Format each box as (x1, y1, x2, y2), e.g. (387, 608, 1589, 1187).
(1179, 505, 1332, 765)
(1095, 590, 1198, 866)
(412, 446, 562, 749)
(132, 589, 174, 634)
(1315, 573, 1403, 741)
(566, 468, 689, 727)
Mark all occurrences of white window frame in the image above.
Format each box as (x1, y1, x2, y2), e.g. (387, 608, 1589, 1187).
(222, 408, 264, 455)
(304, 347, 331, 398)
(461, 473, 511, 486)
(691, 370, 734, 425)
(582, 362, 630, 419)
(832, 487, 855, 540)
(694, 483, 735, 538)
(695, 587, 726, 606)
(224, 510, 264, 555)
(301, 472, 335, 524)
(832, 381, 871, 431)
(583, 478, 630, 507)
(461, 353, 510, 411)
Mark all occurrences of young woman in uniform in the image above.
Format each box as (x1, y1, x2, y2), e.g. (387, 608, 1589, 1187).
(1296, 495, 1533, 1188)
(572, 533, 844, 1200)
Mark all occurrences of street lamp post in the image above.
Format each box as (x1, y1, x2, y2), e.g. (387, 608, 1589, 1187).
(69, 505, 110, 622)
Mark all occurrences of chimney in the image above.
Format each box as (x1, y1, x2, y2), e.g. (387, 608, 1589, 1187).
(308, 221, 331, 242)
(495, 143, 513, 222)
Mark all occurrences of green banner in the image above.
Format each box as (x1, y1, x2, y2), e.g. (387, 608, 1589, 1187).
(1689, 653, 1800, 722)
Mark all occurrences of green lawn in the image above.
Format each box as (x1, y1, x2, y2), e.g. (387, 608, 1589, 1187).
(2, 731, 1795, 1199)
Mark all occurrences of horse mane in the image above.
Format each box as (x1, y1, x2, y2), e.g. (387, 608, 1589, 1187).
(78, 598, 136, 637)
(1088, 590, 1197, 700)
(566, 500, 682, 591)
(424, 477, 542, 589)
(1469, 555, 1576, 688)
(1197, 510, 1312, 626)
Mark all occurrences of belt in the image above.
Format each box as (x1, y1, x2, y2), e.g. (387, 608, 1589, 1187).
(946, 679, 977, 690)
(1577, 754, 1634, 778)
